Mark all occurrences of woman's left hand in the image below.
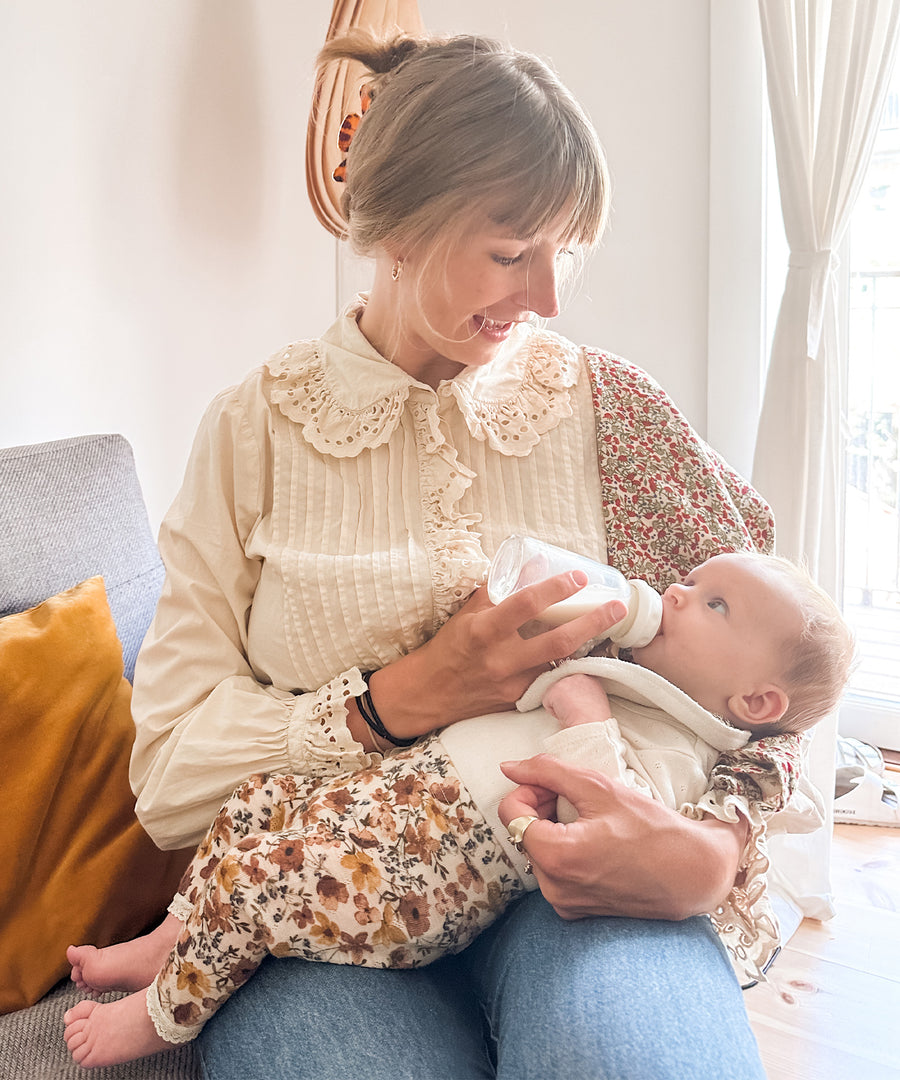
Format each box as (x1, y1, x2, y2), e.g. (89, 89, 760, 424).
(498, 755, 748, 920)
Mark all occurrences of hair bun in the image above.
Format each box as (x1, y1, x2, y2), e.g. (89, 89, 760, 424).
(369, 35, 419, 74)
(317, 30, 421, 78)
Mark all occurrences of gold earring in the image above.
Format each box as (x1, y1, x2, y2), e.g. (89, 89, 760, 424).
(391, 259, 403, 282)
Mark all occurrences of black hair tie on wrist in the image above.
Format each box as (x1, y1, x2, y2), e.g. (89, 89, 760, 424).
(357, 671, 417, 747)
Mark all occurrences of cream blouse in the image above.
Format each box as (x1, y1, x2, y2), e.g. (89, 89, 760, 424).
(130, 300, 608, 849)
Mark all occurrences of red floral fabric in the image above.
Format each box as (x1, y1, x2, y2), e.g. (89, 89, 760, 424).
(585, 348, 803, 813)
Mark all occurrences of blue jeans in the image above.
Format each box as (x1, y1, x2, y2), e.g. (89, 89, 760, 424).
(197, 892, 765, 1080)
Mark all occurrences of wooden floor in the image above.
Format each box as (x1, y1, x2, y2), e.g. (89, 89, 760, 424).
(746, 820, 900, 1079)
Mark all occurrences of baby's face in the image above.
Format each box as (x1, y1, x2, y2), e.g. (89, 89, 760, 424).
(630, 553, 802, 724)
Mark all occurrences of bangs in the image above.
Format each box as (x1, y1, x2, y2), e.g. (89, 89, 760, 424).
(453, 92, 609, 249)
(486, 154, 607, 249)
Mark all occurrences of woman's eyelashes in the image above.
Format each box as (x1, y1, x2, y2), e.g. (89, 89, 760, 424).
(490, 247, 574, 268)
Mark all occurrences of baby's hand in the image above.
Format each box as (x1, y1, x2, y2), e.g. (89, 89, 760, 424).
(542, 673, 611, 729)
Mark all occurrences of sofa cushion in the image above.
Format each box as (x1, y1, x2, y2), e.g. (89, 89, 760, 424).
(0, 434, 165, 683)
(0, 576, 191, 1014)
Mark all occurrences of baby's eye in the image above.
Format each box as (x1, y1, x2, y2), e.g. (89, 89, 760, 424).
(707, 598, 728, 615)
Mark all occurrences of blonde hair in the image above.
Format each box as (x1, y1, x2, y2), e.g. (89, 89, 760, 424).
(317, 31, 610, 260)
(752, 555, 856, 737)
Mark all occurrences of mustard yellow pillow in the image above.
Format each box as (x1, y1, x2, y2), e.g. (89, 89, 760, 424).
(0, 577, 191, 1014)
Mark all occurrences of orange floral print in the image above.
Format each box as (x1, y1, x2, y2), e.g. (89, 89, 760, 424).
(150, 740, 525, 1040)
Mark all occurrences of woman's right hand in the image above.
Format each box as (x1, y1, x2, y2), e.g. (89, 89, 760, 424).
(355, 573, 626, 746)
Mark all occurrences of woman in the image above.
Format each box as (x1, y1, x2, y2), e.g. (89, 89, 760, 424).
(129, 31, 789, 1078)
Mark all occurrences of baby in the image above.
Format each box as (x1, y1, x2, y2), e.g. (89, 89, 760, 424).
(64, 551, 854, 1069)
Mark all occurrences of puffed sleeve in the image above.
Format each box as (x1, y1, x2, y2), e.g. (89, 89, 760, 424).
(130, 381, 376, 850)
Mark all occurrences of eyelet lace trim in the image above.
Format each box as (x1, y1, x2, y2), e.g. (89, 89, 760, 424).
(266, 341, 411, 458)
(442, 328, 582, 456)
(265, 325, 580, 460)
(289, 669, 378, 775)
(167, 893, 194, 923)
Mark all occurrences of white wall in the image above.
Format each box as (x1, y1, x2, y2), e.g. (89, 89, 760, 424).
(1, 0, 336, 526)
(1, 0, 759, 529)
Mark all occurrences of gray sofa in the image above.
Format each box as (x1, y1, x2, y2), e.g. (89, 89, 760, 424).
(0, 434, 200, 1080)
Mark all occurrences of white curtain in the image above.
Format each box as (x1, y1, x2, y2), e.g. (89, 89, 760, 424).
(754, 0, 900, 593)
(753, 0, 900, 928)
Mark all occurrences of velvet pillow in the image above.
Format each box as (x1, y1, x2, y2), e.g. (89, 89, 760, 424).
(0, 577, 192, 1013)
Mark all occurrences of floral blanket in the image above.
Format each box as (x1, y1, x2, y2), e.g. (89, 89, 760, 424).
(584, 348, 806, 979)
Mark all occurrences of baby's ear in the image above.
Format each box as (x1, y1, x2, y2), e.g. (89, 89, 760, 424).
(728, 685, 789, 729)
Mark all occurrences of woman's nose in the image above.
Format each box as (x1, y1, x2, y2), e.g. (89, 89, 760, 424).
(520, 256, 561, 319)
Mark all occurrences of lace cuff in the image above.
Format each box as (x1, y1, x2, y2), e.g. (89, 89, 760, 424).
(287, 668, 379, 778)
(167, 894, 194, 923)
(146, 981, 204, 1045)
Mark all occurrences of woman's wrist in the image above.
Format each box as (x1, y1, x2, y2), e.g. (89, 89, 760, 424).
(344, 696, 391, 754)
(345, 658, 448, 753)
(368, 653, 453, 738)
(356, 671, 418, 747)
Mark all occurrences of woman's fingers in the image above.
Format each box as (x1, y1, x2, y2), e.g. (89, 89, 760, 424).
(497, 755, 746, 920)
(499, 754, 615, 819)
(476, 572, 628, 667)
(497, 777, 559, 824)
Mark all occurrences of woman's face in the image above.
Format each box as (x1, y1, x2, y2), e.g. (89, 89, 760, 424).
(364, 217, 575, 386)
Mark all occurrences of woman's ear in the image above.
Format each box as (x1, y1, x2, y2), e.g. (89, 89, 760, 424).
(727, 685, 789, 730)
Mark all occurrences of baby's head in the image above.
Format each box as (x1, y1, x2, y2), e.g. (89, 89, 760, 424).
(630, 552, 855, 737)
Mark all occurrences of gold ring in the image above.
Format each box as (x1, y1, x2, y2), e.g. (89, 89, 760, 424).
(507, 815, 539, 852)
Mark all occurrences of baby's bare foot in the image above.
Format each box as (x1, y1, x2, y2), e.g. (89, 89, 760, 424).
(64, 994, 170, 1068)
(68, 914, 181, 994)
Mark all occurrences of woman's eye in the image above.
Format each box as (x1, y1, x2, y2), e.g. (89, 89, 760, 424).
(492, 254, 523, 267)
(707, 598, 728, 615)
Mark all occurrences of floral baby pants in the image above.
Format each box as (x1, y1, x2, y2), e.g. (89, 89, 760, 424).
(146, 735, 526, 1044)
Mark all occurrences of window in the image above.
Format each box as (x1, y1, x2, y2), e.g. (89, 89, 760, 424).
(841, 60, 900, 744)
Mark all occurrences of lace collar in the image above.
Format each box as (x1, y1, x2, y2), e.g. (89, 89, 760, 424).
(265, 297, 582, 458)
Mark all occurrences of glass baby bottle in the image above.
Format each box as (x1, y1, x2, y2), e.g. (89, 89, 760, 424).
(487, 534, 662, 648)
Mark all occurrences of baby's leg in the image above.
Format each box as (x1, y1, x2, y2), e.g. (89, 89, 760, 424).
(173, 773, 313, 915)
(543, 673, 612, 729)
(65, 774, 308, 998)
(67, 914, 182, 995)
(150, 738, 525, 1045)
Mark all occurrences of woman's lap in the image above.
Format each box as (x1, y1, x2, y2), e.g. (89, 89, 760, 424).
(460, 891, 765, 1080)
(197, 892, 764, 1080)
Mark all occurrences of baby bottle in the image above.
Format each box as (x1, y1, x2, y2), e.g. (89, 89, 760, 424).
(487, 534, 662, 648)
